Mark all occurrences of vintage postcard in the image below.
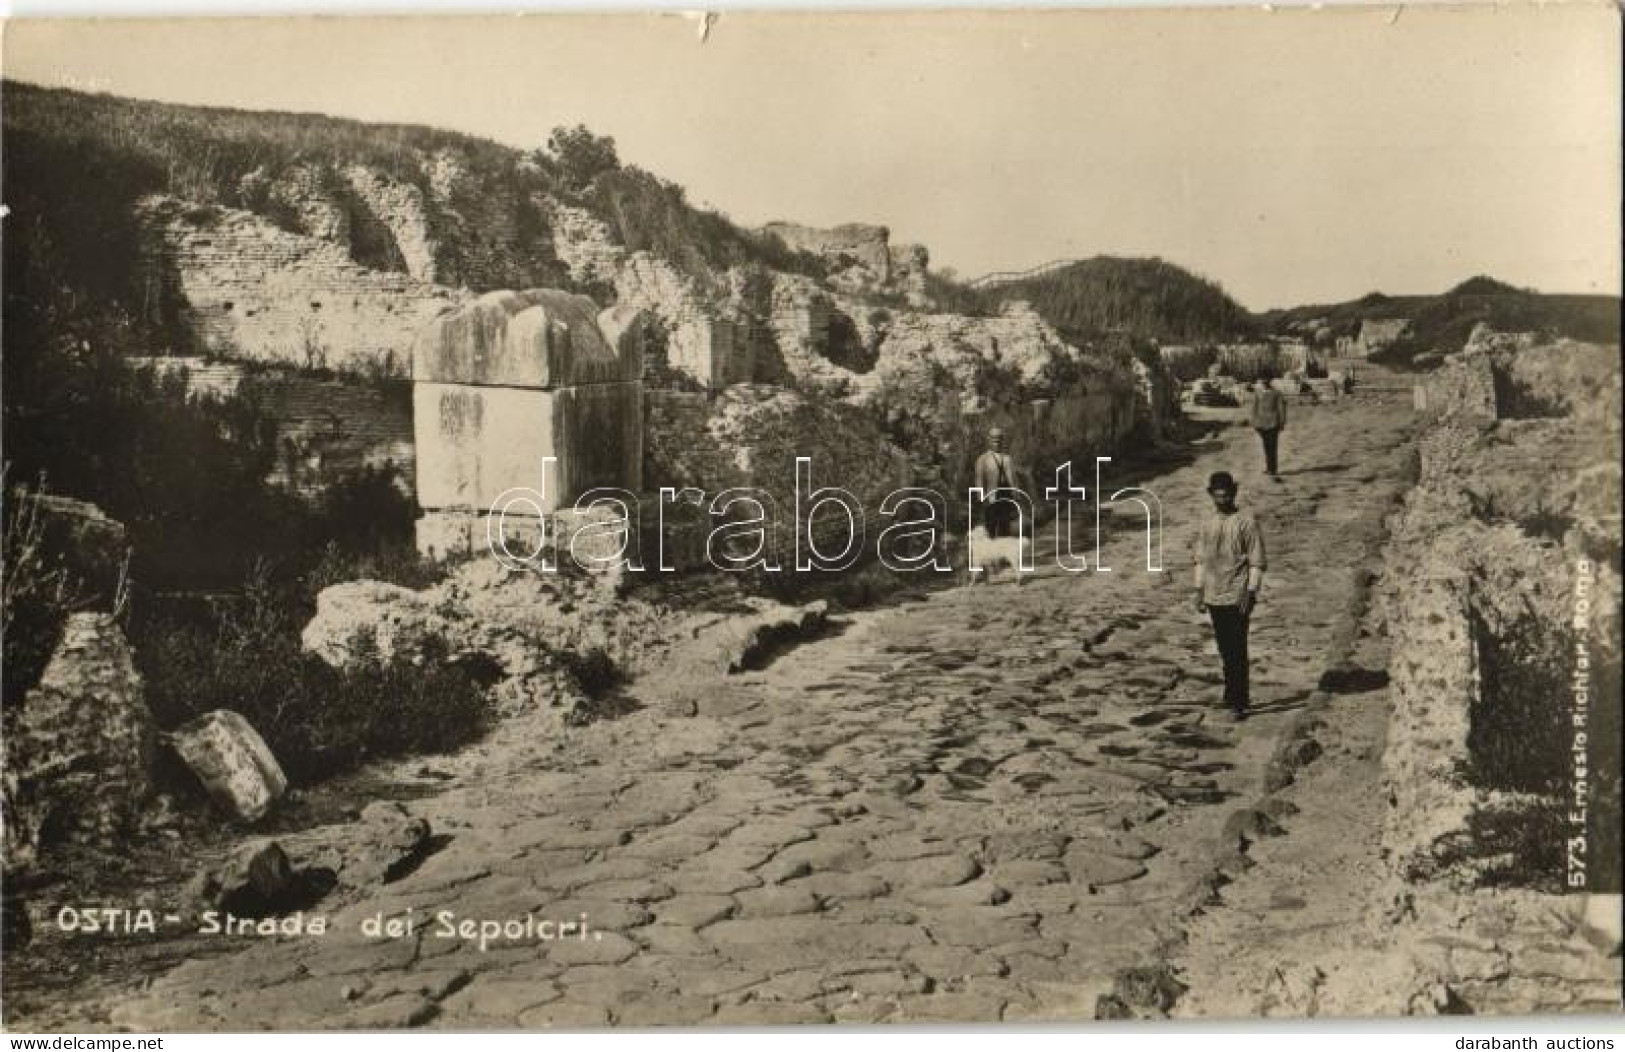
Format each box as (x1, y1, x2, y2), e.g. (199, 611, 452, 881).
(1, 7, 1620, 1031)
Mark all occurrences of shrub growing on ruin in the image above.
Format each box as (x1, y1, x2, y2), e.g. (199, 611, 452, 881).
(0, 479, 93, 705)
(134, 566, 492, 787)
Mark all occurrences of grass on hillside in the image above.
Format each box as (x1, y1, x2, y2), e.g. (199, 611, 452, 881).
(981, 255, 1257, 344)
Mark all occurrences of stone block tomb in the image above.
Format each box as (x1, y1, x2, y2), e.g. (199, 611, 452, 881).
(413, 290, 645, 559)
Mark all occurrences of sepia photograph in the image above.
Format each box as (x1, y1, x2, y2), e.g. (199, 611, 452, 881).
(0, 5, 1621, 1033)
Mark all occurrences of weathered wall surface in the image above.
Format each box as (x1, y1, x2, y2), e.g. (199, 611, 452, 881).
(412, 290, 644, 560)
(419, 151, 563, 293)
(1416, 352, 1498, 421)
(137, 195, 463, 375)
(614, 253, 751, 389)
(2, 613, 155, 878)
(642, 385, 912, 570)
(760, 221, 929, 306)
(845, 302, 1148, 495)
(134, 152, 1168, 574)
(1377, 330, 1622, 1011)
(342, 165, 440, 282)
(546, 200, 626, 290)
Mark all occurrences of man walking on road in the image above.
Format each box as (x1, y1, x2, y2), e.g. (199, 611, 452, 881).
(1251, 377, 1288, 477)
(973, 426, 1028, 539)
(1193, 471, 1267, 720)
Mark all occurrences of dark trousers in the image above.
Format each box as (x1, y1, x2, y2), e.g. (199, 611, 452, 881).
(982, 495, 1020, 538)
(1208, 604, 1251, 710)
(1256, 427, 1281, 475)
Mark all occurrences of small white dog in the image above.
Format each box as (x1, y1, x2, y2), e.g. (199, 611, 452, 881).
(961, 526, 1033, 587)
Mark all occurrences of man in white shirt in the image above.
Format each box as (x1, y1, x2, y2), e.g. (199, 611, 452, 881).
(1192, 470, 1267, 720)
(1251, 378, 1288, 478)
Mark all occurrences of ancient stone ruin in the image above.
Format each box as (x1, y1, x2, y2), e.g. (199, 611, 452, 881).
(411, 290, 645, 560)
(1380, 327, 1621, 1010)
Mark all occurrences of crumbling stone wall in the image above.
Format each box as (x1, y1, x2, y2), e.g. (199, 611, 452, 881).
(137, 195, 464, 375)
(2, 613, 155, 877)
(1377, 331, 1622, 1010)
(420, 150, 563, 292)
(1417, 353, 1498, 420)
(1413, 327, 1620, 426)
(239, 163, 351, 245)
(763, 221, 893, 281)
(760, 221, 930, 306)
(642, 385, 912, 570)
(342, 165, 439, 282)
(547, 200, 626, 290)
(843, 301, 1146, 495)
(758, 273, 884, 391)
(616, 253, 751, 388)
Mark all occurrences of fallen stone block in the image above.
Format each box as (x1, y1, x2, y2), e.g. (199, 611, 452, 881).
(187, 841, 301, 915)
(169, 709, 288, 822)
(300, 580, 452, 669)
(302, 801, 434, 888)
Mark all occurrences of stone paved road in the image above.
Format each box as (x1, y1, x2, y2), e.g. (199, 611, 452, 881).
(106, 389, 1417, 1029)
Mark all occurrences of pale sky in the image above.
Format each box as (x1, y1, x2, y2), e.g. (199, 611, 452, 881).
(4, 6, 1620, 309)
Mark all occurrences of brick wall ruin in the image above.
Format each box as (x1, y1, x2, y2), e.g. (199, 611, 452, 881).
(546, 200, 626, 289)
(132, 163, 1163, 577)
(341, 165, 440, 282)
(615, 253, 752, 389)
(129, 357, 414, 499)
(136, 195, 463, 375)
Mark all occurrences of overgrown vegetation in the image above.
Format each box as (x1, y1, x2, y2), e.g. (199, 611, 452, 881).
(0, 334, 486, 783)
(585, 163, 831, 288)
(2, 81, 833, 301)
(133, 567, 489, 787)
(1371, 285, 1621, 370)
(1, 148, 486, 783)
(983, 256, 1256, 344)
(921, 269, 994, 317)
(1, 79, 559, 294)
(0, 480, 108, 706)
(1261, 275, 1619, 371)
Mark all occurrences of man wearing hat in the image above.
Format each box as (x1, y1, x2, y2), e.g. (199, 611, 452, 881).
(1192, 470, 1267, 719)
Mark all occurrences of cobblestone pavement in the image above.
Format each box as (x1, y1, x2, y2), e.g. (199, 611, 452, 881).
(105, 392, 1417, 1029)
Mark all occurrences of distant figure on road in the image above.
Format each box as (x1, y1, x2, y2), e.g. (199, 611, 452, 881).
(1250, 378, 1288, 478)
(1193, 471, 1267, 721)
(967, 427, 1033, 586)
(973, 426, 1028, 539)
